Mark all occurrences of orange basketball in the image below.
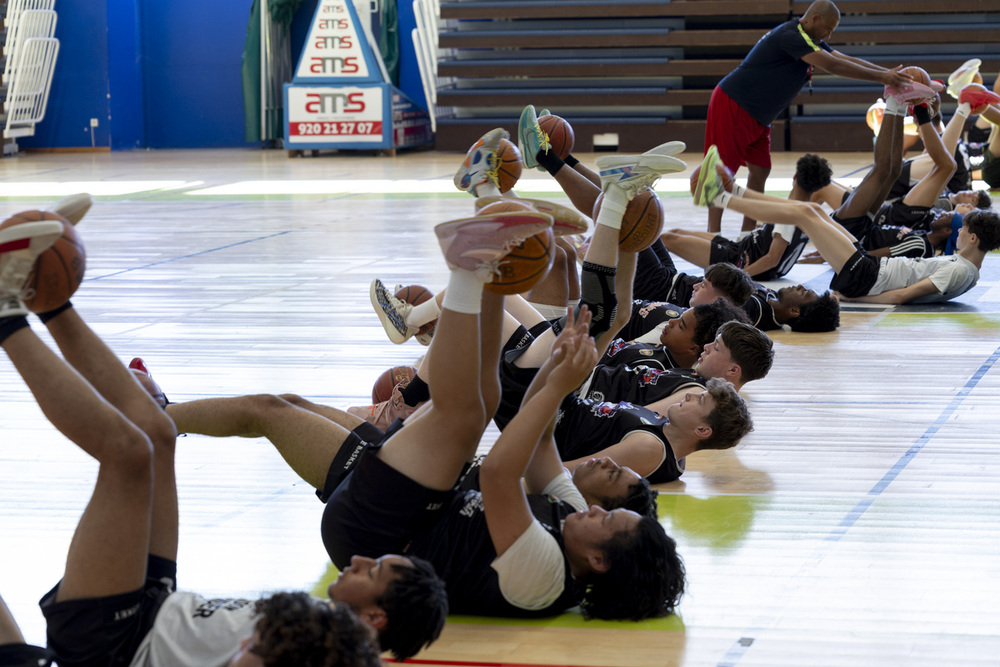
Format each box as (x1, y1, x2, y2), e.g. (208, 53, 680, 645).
(485, 228, 554, 294)
(394, 284, 435, 340)
(901, 65, 933, 87)
(476, 199, 534, 215)
(0, 210, 85, 312)
(495, 139, 522, 193)
(372, 365, 418, 403)
(538, 114, 575, 160)
(592, 190, 664, 252)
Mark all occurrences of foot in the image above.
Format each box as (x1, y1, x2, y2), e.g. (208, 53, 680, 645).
(128, 358, 169, 408)
(884, 79, 939, 106)
(691, 145, 732, 207)
(959, 83, 1000, 115)
(642, 141, 687, 158)
(47, 193, 92, 226)
(517, 105, 550, 170)
(947, 58, 982, 100)
(474, 196, 589, 236)
(370, 278, 418, 344)
(435, 211, 554, 276)
(347, 383, 420, 431)
(595, 153, 687, 200)
(454, 128, 507, 196)
(0, 220, 64, 305)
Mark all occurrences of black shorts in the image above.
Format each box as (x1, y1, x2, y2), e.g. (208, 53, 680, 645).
(316, 421, 386, 503)
(0, 644, 53, 667)
(874, 201, 935, 231)
(831, 210, 874, 240)
(39, 555, 176, 667)
(982, 150, 1000, 188)
(829, 245, 880, 298)
(321, 445, 454, 569)
(708, 235, 743, 267)
(633, 244, 677, 302)
(493, 321, 551, 430)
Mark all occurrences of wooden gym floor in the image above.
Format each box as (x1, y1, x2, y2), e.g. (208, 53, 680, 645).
(0, 147, 998, 666)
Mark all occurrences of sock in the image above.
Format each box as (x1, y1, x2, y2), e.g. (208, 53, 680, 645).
(564, 154, 580, 169)
(37, 300, 73, 324)
(474, 182, 502, 198)
(408, 298, 441, 328)
(400, 375, 430, 405)
(0, 315, 30, 345)
(884, 95, 905, 116)
(731, 183, 746, 198)
(537, 150, 566, 176)
(442, 268, 484, 314)
(711, 191, 733, 209)
(955, 101, 972, 120)
(596, 184, 627, 230)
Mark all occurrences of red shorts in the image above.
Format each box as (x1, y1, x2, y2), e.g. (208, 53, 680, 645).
(704, 86, 771, 171)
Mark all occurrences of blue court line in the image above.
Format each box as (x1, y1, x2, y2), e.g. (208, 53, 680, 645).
(83, 230, 295, 281)
(841, 163, 875, 178)
(717, 341, 1000, 666)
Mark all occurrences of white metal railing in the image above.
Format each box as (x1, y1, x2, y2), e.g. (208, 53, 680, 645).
(3, 0, 56, 85)
(4, 36, 59, 138)
(412, 0, 448, 132)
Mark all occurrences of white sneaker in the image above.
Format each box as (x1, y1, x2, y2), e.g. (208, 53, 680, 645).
(642, 141, 686, 158)
(47, 193, 92, 226)
(370, 278, 418, 344)
(0, 221, 64, 312)
(454, 128, 508, 196)
(595, 153, 687, 199)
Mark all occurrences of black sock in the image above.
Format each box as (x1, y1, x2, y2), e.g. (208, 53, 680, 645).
(0, 315, 30, 345)
(564, 154, 580, 169)
(37, 300, 73, 324)
(537, 150, 566, 176)
(400, 375, 430, 405)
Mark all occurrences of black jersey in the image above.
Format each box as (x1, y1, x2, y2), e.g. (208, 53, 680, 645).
(741, 287, 782, 331)
(554, 396, 686, 484)
(633, 241, 700, 306)
(581, 364, 706, 405)
(861, 225, 933, 258)
(873, 201, 937, 232)
(617, 300, 684, 342)
(888, 142, 973, 201)
(405, 490, 579, 617)
(742, 225, 810, 280)
(600, 337, 681, 374)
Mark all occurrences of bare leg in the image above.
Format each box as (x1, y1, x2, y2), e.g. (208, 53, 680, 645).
(0, 594, 25, 645)
(659, 230, 713, 268)
(525, 243, 569, 308)
(837, 112, 903, 219)
(572, 161, 602, 189)
(742, 163, 770, 232)
(707, 205, 724, 234)
(553, 165, 602, 217)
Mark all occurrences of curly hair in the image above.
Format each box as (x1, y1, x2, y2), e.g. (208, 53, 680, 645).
(697, 377, 753, 451)
(252, 592, 382, 667)
(577, 517, 685, 621)
(794, 153, 833, 194)
(718, 320, 774, 383)
(964, 209, 1000, 252)
(703, 263, 755, 305)
(601, 478, 659, 520)
(786, 291, 840, 332)
(376, 557, 448, 661)
(692, 298, 751, 349)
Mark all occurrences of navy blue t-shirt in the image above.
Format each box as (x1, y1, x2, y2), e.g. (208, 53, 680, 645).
(719, 19, 831, 126)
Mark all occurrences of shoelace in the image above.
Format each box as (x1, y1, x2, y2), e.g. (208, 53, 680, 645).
(0, 256, 35, 301)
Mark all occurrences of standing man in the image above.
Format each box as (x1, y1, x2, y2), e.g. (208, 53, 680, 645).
(703, 0, 915, 235)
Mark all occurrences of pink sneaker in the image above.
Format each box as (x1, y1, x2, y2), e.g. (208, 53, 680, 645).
(129, 357, 169, 408)
(434, 212, 553, 274)
(347, 384, 420, 431)
(884, 80, 939, 105)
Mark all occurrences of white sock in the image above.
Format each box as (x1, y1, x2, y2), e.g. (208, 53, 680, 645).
(596, 185, 627, 230)
(407, 297, 442, 327)
(711, 191, 733, 209)
(442, 269, 484, 314)
(884, 95, 905, 116)
(474, 182, 502, 198)
(955, 102, 972, 120)
(731, 183, 746, 198)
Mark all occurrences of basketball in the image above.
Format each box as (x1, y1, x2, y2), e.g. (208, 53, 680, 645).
(538, 114, 575, 160)
(0, 210, 85, 312)
(485, 228, 555, 294)
(372, 365, 419, 403)
(901, 65, 933, 87)
(592, 190, 664, 252)
(495, 139, 522, 193)
(476, 199, 534, 215)
(394, 284, 436, 340)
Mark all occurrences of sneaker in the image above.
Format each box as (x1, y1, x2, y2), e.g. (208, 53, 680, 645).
(959, 83, 1000, 114)
(884, 79, 939, 105)
(642, 141, 687, 158)
(128, 357, 169, 408)
(347, 383, 420, 431)
(517, 105, 550, 170)
(596, 153, 687, 200)
(865, 98, 886, 134)
(454, 128, 507, 196)
(0, 220, 64, 303)
(691, 145, 729, 207)
(435, 212, 554, 275)
(47, 193, 92, 226)
(389, 282, 435, 345)
(474, 196, 589, 236)
(370, 278, 418, 344)
(0, 295, 27, 318)
(947, 58, 982, 100)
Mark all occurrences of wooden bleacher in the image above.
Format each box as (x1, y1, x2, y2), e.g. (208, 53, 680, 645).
(432, 0, 1000, 153)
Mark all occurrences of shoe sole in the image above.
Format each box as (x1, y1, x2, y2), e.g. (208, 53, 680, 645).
(47, 193, 92, 226)
(692, 147, 721, 206)
(474, 196, 588, 236)
(0, 220, 65, 253)
(435, 212, 554, 268)
(518, 105, 543, 169)
(369, 279, 411, 344)
(642, 140, 687, 157)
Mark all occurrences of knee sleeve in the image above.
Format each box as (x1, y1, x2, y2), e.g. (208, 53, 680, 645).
(578, 261, 618, 338)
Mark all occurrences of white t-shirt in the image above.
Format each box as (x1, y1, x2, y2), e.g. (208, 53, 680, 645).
(871, 254, 979, 303)
(490, 469, 587, 611)
(772, 223, 796, 243)
(130, 592, 257, 667)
